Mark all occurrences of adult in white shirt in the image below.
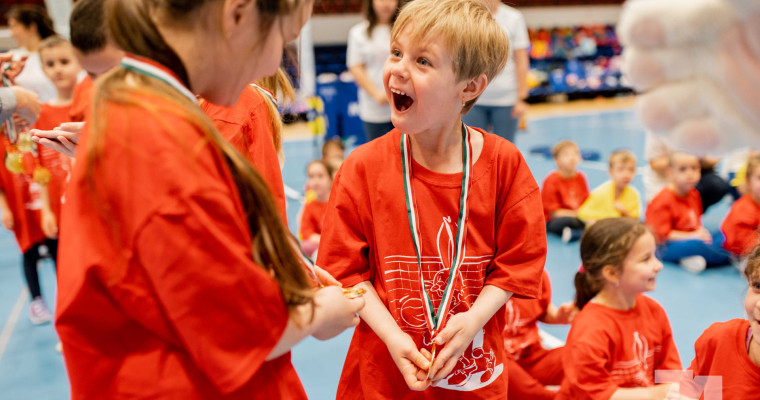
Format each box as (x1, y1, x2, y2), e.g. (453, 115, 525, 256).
(346, 0, 399, 141)
(463, 0, 529, 143)
(7, 5, 58, 103)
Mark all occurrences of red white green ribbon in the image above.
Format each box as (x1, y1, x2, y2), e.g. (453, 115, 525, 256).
(401, 123, 472, 334)
(120, 56, 197, 104)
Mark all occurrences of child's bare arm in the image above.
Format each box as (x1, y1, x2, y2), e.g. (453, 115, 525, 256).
(541, 301, 578, 325)
(667, 228, 712, 243)
(551, 209, 578, 218)
(353, 281, 431, 391)
(428, 285, 512, 381)
(0, 190, 13, 231)
(610, 383, 681, 400)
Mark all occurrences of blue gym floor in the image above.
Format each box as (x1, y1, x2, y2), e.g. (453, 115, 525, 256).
(0, 107, 746, 399)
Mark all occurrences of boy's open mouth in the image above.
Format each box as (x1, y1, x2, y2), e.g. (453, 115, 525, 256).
(391, 88, 414, 112)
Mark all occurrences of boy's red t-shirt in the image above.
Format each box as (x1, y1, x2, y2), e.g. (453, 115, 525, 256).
(32, 103, 73, 223)
(299, 199, 327, 239)
(69, 76, 93, 122)
(0, 136, 44, 252)
(56, 88, 305, 399)
(556, 295, 682, 400)
(317, 129, 547, 399)
(503, 270, 552, 360)
(682, 319, 760, 399)
(645, 187, 703, 243)
(541, 171, 589, 221)
(720, 195, 760, 256)
(200, 85, 287, 222)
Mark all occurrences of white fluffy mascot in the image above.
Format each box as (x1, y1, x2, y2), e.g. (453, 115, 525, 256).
(618, 0, 760, 154)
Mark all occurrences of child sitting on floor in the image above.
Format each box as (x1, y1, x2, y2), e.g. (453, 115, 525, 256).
(645, 152, 730, 274)
(721, 154, 760, 272)
(578, 149, 640, 224)
(542, 140, 589, 243)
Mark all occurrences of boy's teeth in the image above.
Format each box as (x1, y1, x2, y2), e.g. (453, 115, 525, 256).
(391, 88, 406, 96)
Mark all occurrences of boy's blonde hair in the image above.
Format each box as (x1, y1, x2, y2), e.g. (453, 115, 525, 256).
(552, 140, 579, 159)
(745, 154, 760, 185)
(392, 0, 509, 113)
(38, 35, 72, 55)
(609, 149, 636, 169)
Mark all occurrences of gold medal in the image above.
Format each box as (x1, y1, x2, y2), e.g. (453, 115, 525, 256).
(4, 151, 23, 174)
(16, 133, 33, 153)
(426, 342, 437, 380)
(33, 165, 51, 185)
(342, 287, 366, 299)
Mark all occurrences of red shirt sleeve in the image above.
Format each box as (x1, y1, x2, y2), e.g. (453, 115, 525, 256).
(316, 171, 371, 286)
(299, 201, 327, 239)
(541, 173, 560, 221)
(69, 76, 93, 122)
(645, 190, 673, 242)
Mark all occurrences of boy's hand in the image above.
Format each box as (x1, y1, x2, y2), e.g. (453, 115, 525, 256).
(1, 210, 13, 231)
(386, 331, 431, 391)
(41, 209, 58, 238)
(11, 87, 40, 124)
(313, 265, 342, 287)
(31, 121, 84, 158)
(554, 301, 579, 325)
(428, 311, 481, 381)
(614, 201, 627, 215)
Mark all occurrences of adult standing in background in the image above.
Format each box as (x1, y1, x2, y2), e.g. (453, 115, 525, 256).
(463, 0, 530, 143)
(7, 5, 57, 103)
(346, 0, 400, 141)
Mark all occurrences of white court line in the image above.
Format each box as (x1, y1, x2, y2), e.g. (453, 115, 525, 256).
(0, 288, 28, 364)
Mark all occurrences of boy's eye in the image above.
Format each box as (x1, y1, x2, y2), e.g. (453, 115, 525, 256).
(418, 58, 430, 66)
(391, 49, 401, 57)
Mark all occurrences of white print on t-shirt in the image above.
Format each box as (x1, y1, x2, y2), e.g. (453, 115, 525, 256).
(25, 179, 43, 211)
(503, 300, 531, 359)
(383, 217, 502, 391)
(611, 332, 659, 387)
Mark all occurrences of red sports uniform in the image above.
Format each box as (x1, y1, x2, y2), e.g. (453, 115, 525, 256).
(318, 129, 546, 399)
(55, 60, 306, 399)
(0, 136, 44, 252)
(557, 295, 682, 400)
(200, 85, 287, 221)
(681, 319, 760, 399)
(721, 195, 760, 256)
(645, 187, 703, 243)
(32, 103, 73, 223)
(541, 171, 589, 221)
(299, 199, 327, 240)
(69, 76, 93, 122)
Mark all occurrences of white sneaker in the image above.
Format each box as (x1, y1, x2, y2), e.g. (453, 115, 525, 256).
(56, 342, 63, 354)
(561, 226, 572, 243)
(29, 297, 53, 325)
(679, 255, 707, 274)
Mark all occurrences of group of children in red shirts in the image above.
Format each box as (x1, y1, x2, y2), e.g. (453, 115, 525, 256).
(0, 0, 758, 398)
(542, 139, 757, 275)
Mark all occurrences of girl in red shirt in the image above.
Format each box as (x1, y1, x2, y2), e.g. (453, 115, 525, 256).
(721, 155, 760, 269)
(300, 160, 333, 257)
(557, 218, 682, 400)
(679, 244, 760, 399)
(55, 1, 363, 399)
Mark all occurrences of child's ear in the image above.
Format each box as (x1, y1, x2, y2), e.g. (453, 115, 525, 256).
(461, 73, 488, 103)
(601, 264, 620, 286)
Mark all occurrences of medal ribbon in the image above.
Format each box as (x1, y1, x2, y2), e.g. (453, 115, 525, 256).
(120, 56, 197, 104)
(401, 123, 472, 334)
(2, 63, 18, 144)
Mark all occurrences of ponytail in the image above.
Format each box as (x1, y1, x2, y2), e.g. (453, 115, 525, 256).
(574, 218, 649, 309)
(94, 0, 316, 310)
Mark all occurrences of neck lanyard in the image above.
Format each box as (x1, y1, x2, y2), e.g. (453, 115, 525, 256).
(120, 56, 197, 104)
(400, 123, 473, 335)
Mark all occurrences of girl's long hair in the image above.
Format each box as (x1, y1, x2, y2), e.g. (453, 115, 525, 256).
(94, 0, 314, 310)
